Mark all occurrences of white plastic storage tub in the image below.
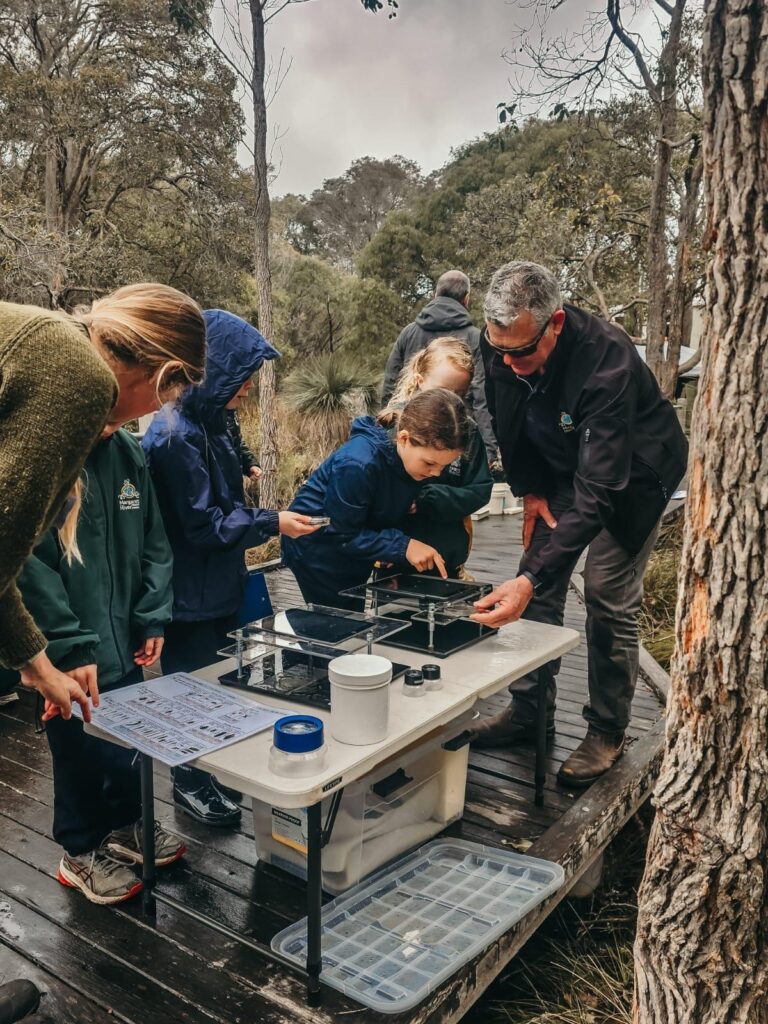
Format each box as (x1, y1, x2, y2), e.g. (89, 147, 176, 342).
(252, 718, 472, 894)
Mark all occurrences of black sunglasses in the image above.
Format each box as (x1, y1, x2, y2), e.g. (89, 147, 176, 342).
(485, 314, 552, 359)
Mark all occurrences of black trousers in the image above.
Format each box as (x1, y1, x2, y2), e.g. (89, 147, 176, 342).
(46, 667, 143, 857)
(162, 615, 238, 791)
(511, 489, 660, 733)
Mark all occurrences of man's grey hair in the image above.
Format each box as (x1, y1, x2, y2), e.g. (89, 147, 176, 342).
(435, 269, 470, 304)
(483, 261, 562, 328)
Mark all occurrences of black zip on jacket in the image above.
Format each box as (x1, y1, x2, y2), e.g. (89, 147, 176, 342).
(481, 304, 688, 587)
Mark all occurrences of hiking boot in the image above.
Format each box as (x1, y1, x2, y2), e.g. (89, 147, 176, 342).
(58, 845, 142, 905)
(470, 706, 555, 749)
(173, 776, 241, 828)
(557, 728, 626, 789)
(107, 819, 186, 868)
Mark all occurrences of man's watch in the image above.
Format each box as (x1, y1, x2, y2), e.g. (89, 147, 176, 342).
(521, 570, 542, 593)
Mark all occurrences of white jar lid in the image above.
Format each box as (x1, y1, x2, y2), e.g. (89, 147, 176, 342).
(328, 654, 393, 689)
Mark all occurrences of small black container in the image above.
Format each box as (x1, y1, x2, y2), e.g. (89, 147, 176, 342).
(403, 669, 425, 697)
(421, 663, 442, 690)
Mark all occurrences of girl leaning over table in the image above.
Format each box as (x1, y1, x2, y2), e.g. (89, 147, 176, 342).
(381, 336, 493, 579)
(281, 387, 471, 610)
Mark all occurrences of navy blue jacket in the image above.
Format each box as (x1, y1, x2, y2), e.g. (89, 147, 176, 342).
(142, 309, 280, 622)
(282, 417, 421, 594)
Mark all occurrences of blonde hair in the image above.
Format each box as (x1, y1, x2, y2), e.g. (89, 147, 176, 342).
(387, 336, 473, 407)
(74, 283, 206, 399)
(59, 479, 84, 566)
(61, 283, 206, 563)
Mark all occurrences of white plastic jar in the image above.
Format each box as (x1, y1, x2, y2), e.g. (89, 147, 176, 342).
(328, 653, 392, 745)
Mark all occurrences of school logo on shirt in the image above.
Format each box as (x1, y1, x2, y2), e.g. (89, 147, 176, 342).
(118, 479, 140, 511)
(559, 411, 575, 433)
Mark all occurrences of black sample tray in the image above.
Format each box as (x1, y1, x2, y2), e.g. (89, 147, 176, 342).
(218, 649, 409, 710)
(341, 573, 488, 608)
(231, 604, 409, 651)
(377, 610, 497, 659)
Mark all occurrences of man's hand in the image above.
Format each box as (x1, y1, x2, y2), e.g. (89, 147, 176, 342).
(249, 465, 262, 480)
(470, 575, 534, 628)
(522, 494, 558, 550)
(134, 636, 165, 668)
(19, 652, 92, 723)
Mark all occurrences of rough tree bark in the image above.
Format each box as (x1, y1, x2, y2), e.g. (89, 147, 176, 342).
(634, 2, 768, 1021)
(249, 0, 279, 509)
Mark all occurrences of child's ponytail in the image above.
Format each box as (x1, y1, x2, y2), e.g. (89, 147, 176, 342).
(379, 388, 470, 453)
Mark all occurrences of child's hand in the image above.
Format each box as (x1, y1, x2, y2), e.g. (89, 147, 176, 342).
(408, 502, 418, 515)
(278, 512, 322, 538)
(406, 540, 447, 578)
(134, 637, 165, 668)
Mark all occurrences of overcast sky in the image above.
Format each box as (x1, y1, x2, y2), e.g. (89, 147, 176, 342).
(223, 0, 661, 198)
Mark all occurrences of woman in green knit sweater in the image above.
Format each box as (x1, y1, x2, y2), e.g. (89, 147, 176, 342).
(0, 283, 206, 721)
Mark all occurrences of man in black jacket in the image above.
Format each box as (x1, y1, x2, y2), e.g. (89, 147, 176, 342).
(471, 261, 687, 786)
(382, 269, 499, 464)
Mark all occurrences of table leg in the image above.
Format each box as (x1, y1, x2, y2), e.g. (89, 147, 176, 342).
(306, 802, 323, 1005)
(140, 753, 157, 913)
(535, 679, 546, 808)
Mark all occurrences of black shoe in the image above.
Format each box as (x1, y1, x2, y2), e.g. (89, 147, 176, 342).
(173, 778, 242, 828)
(0, 980, 41, 1024)
(212, 779, 243, 803)
(471, 706, 555, 749)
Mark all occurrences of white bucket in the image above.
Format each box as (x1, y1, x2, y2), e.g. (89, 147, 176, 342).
(329, 654, 392, 746)
(489, 482, 508, 515)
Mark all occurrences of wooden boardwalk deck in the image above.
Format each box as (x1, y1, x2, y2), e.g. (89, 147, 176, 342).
(0, 514, 667, 1024)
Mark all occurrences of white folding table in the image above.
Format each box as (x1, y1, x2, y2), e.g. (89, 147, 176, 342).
(87, 617, 579, 1005)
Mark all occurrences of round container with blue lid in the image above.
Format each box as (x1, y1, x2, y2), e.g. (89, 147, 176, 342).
(269, 715, 327, 777)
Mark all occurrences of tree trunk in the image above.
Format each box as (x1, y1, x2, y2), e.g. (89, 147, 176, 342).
(633, 3, 768, 1021)
(249, 0, 279, 510)
(644, 0, 686, 397)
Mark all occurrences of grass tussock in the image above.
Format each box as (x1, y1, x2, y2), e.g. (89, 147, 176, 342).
(638, 510, 683, 670)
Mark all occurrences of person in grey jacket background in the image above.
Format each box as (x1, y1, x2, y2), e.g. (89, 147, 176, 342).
(381, 270, 499, 465)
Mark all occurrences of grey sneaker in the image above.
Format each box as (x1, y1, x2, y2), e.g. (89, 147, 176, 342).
(58, 846, 142, 905)
(107, 819, 186, 868)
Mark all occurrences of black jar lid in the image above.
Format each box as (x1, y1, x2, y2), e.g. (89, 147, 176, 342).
(421, 664, 441, 681)
(403, 669, 424, 687)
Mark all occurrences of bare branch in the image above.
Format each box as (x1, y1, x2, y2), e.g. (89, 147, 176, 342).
(677, 347, 701, 375)
(606, 0, 660, 103)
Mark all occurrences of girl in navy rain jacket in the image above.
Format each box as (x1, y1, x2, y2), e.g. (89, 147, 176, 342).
(282, 388, 470, 610)
(143, 309, 317, 826)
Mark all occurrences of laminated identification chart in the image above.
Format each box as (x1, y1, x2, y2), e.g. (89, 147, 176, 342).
(81, 673, 288, 766)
